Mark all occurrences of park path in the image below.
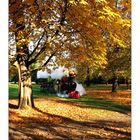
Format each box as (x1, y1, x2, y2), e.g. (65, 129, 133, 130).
(9, 95, 131, 140)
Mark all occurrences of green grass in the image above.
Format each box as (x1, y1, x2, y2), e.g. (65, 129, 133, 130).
(9, 83, 18, 99)
(9, 83, 55, 99)
(62, 96, 131, 114)
(9, 83, 130, 114)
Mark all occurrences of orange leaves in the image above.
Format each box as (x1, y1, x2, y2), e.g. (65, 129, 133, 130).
(9, 91, 131, 139)
(120, 0, 131, 10)
(9, 1, 21, 13)
(23, 0, 34, 5)
(88, 87, 131, 106)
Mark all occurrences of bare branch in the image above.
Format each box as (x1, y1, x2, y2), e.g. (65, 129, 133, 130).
(31, 51, 57, 72)
(29, 31, 46, 59)
(28, 42, 47, 66)
(42, 51, 57, 67)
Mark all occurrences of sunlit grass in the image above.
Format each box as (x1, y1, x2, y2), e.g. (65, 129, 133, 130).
(9, 83, 55, 99)
(9, 83, 18, 99)
(62, 95, 130, 114)
(9, 83, 131, 114)
(9, 82, 131, 139)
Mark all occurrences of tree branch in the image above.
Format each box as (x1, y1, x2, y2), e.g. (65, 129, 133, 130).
(28, 42, 47, 66)
(42, 51, 57, 67)
(29, 31, 46, 59)
(31, 51, 57, 73)
(29, 0, 68, 68)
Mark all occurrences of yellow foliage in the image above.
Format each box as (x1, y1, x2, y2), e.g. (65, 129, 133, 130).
(95, 0, 107, 4)
(79, 0, 88, 5)
(9, 0, 131, 76)
(17, 17, 24, 24)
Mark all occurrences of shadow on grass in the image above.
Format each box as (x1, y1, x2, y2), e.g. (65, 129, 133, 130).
(9, 106, 131, 140)
(9, 94, 131, 115)
(9, 103, 18, 109)
(59, 96, 131, 115)
(39, 107, 130, 139)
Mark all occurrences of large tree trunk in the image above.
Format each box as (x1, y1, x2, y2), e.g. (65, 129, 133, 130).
(13, 3, 35, 109)
(14, 61, 34, 109)
(112, 76, 118, 92)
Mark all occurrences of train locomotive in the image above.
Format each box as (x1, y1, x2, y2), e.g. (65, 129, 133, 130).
(57, 70, 80, 98)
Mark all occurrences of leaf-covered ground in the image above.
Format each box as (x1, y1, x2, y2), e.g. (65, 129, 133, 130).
(9, 86, 131, 140)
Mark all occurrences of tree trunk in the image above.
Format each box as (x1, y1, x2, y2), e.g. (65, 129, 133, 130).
(14, 7, 35, 109)
(15, 61, 34, 109)
(86, 67, 90, 87)
(112, 76, 118, 92)
(126, 79, 131, 90)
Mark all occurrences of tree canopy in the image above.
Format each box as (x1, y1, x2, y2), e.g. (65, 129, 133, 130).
(9, 0, 131, 70)
(9, 0, 131, 108)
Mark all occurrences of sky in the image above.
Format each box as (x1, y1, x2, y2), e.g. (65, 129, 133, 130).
(0, 0, 140, 139)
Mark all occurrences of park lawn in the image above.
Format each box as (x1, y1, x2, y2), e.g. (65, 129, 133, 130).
(9, 83, 130, 114)
(9, 83, 131, 140)
(9, 83, 56, 99)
